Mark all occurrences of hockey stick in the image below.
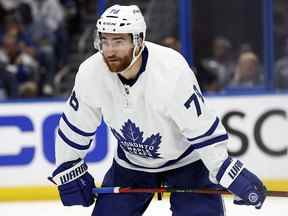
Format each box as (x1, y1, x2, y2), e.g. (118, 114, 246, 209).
(92, 187, 288, 197)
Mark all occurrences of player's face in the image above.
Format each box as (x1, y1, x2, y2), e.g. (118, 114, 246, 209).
(100, 33, 134, 72)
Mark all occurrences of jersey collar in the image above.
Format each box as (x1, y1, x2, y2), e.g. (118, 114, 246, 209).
(118, 46, 148, 87)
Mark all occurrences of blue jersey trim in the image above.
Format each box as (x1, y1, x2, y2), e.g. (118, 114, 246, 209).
(58, 129, 92, 150)
(215, 156, 233, 181)
(61, 113, 96, 136)
(187, 117, 219, 142)
(191, 134, 228, 149)
(117, 133, 228, 169)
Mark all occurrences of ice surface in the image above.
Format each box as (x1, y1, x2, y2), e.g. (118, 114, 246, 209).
(0, 196, 287, 216)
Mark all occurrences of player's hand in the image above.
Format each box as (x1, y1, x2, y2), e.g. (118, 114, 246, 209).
(216, 157, 266, 209)
(48, 158, 96, 207)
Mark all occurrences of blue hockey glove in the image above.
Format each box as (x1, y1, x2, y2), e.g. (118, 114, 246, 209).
(216, 157, 266, 209)
(48, 158, 96, 207)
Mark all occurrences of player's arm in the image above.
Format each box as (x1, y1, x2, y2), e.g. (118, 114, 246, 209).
(49, 70, 102, 207)
(167, 57, 266, 209)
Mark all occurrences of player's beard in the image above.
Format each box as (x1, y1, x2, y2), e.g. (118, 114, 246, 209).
(103, 53, 133, 73)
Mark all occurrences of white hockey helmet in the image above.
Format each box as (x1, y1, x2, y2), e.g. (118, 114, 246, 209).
(94, 4, 146, 51)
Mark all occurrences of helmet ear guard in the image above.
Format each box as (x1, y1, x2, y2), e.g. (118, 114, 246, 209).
(133, 32, 144, 47)
(93, 29, 100, 51)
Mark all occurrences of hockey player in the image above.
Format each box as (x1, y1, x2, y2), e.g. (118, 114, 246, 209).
(49, 4, 266, 215)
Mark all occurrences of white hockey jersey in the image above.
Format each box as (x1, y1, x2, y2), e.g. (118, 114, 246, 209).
(56, 41, 229, 180)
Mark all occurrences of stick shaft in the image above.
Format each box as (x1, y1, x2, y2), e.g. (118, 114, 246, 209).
(92, 187, 288, 197)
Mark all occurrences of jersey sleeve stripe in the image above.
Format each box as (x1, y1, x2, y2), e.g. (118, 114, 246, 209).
(58, 129, 92, 150)
(171, 134, 228, 164)
(187, 117, 219, 142)
(191, 134, 228, 149)
(62, 113, 96, 136)
(116, 133, 228, 170)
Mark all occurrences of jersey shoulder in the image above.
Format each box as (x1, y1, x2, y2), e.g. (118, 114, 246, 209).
(73, 52, 108, 102)
(77, 52, 107, 82)
(145, 41, 198, 96)
(145, 41, 188, 70)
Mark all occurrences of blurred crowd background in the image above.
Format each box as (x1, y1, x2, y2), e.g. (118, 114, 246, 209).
(0, 0, 287, 99)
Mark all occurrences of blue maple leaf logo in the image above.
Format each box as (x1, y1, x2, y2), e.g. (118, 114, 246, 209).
(111, 119, 162, 159)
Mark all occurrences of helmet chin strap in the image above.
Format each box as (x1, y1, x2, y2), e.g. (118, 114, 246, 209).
(118, 43, 145, 75)
(98, 44, 144, 74)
